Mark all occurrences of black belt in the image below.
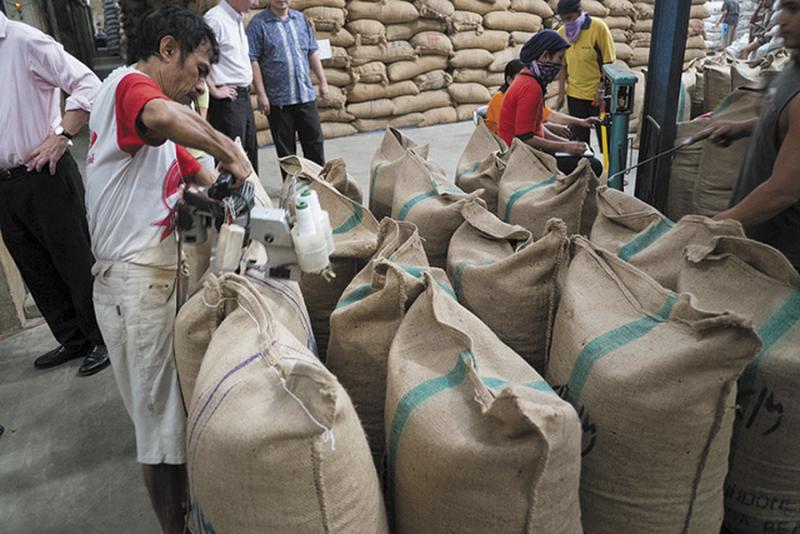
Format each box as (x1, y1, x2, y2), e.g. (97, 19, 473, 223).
(0, 166, 29, 181)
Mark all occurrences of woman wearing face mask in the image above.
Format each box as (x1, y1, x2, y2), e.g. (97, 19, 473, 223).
(555, 0, 616, 147)
(498, 29, 603, 176)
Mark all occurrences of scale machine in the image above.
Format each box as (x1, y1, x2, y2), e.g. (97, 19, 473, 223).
(601, 63, 638, 190)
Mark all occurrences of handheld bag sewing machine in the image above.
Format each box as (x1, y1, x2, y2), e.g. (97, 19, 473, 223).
(177, 172, 335, 282)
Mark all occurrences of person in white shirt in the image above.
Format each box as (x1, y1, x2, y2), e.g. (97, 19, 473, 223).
(204, 0, 260, 174)
(0, 10, 110, 376)
(85, 6, 251, 532)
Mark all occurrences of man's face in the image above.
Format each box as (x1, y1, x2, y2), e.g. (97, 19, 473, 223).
(269, 0, 290, 11)
(163, 41, 213, 104)
(227, 0, 259, 14)
(778, 0, 800, 48)
(561, 10, 581, 23)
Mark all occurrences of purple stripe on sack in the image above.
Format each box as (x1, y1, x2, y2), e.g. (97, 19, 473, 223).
(247, 275, 317, 354)
(189, 381, 242, 474)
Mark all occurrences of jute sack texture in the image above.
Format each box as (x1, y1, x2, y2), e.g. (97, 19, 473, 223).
(175, 272, 316, 407)
(455, 118, 509, 212)
(447, 202, 568, 372)
(389, 151, 485, 268)
(590, 186, 744, 289)
(186, 274, 388, 533)
(385, 274, 583, 534)
(546, 237, 761, 534)
(327, 219, 453, 476)
(497, 140, 599, 239)
(280, 156, 380, 361)
(674, 236, 800, 534)
(369, 127, 430, 220)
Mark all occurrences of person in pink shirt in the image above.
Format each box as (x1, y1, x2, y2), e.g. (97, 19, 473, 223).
(0, 10, 109, 376)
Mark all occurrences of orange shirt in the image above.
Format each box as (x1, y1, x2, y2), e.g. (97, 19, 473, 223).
(487, 88, 551, 137)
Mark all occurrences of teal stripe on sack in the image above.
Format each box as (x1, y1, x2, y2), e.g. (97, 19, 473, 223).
(452, 260, 493, 295)
(335, 284, 374, 309)
(618, 217, 675, 262)
(481, 376, 555, 394)
(565, 293, 678, 404)
(503, 176, 556, 223)
(370, 162, 387, 198)
(455, 161, 480, 186)
(397, 190, 436, 220)
(332, 200, 364, 235)
(739, 291, 800, 392)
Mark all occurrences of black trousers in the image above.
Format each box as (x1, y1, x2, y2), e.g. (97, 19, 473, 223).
(556, 154, 604, 178)
(0, 153, 103, 350)
(267, 101, 325, 168)
(568, 96, 604, 151)
(207, 86, 259, 175)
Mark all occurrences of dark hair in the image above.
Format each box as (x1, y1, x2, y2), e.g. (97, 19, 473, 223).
(132, 6, 219, 65)
(500, 59, 525, 92)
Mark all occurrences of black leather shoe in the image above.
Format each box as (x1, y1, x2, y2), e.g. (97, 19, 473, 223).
(77, 345, 110, 377)
(34, 345, 90, 369)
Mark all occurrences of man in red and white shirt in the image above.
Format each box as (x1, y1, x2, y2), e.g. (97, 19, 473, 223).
(85, 7, 251, 532)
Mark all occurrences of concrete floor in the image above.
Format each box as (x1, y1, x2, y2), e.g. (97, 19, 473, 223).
(0, 121, 476, 533)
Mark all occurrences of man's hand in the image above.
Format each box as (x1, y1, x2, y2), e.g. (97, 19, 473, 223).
(564, 141, 589, 156)
(546, 122, 572, 138)
(579, 117, 601, 129)
(257, 93, 270, 115)
(708, 120, 752, 147)
(319, 82, 330, 100)
(220, 137, 254, 186)
(24, 132, 70, 175)
(211, 84, 237, 101)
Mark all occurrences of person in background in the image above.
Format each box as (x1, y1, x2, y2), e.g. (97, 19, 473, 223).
(718, 0, 742, 47)
(0, 10, 109, 376)
(555, 0, 615, 148)
(710, 0, 800, 272)
(190, 84, 216, 171)
(248, 0, 329, 168)
(204, 0, 260, 174)
(84, 7, 252, 532)
(498, 30, 604, 176)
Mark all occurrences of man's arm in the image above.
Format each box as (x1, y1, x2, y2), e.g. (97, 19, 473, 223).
(714, 96, 800, 226)
(308, 51, 329, 98)
(140, 99, 252, 183)
(708, 117, 758, 147)
(556, 67, 567, 111)
(522, 134, 587, 155)
(547, 108, 599, 129)
(251, 61, 270, 114)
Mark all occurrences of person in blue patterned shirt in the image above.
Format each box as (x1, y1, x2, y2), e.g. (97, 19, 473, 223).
(247, 0, 329, 168)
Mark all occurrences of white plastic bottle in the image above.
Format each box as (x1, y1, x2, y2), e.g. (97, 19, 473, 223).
(297, 188, 335, 255)
(291, 201, 330, 273)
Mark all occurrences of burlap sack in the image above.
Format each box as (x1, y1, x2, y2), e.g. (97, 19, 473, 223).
(629, 47, 649, 68)
(186, 274, 389, 533)
(256, 128, 272, 146)
(607, 15, 634, 29)
(279, 156, 380, 360)
(346, 19, 387, 45)
(674, 236, 800, 534)
(315, 85, 347, 109)
(483, 11, 542, 32)
(291, 0, 344, 8)
(614, 42, 633, 62)
(455, 103, 482, 121)
(450, 30, 511, 52)
(510, 0, 553, 17)
(668, 88, 764, 220)
(347, 0, 420, 22)
(420, 105, 459, 126)
(447, 202, 568, 371)
(690, 4, 709, 17)
(304, 6, 346, 32)
(415, 0, 455, 20)
(449, 10, 484, 32)
(511, 31, 534, 45)
(414, 69, 453, 90)
(448, 82, 492, 104)
(581, 0, 609, 16)
(349, 40, 417, 66)
(347, 98, 396, 119)
(385, 19, 447, 41)
(591, 186, 745, 289)
(606, 0, 636, 16)
(328, 219, 452, 475)
(453, 69, 505, 85)
(455, 119, 509, 212)
(497, 140, 598, 239)
(450, 47, 496, 68)
(319, 107, 355, 123)
(386, 273, 583, 534)
(354, 113, 426, 132)
(351, 61, 388, 85)
(610, 28, 631, 42)
(390, 151, 485, 267)
(347, 80, 419, 102)
(316, 27, 356, 47)
(322, 46, 351, 69)
(321, 121, 357, 138)
(320, 67, 353, 87)
(489, 45, 523, 71)
(387, 55, 449, 82)
(704, 58, 734, 112)
(391, 89, 452, 115)
(546, 237, 761, 534)
(370, 127, 430, 220)
(453, 0, 511, 15)
(410, 31, 454, 56)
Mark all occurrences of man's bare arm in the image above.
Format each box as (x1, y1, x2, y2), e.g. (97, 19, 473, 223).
(714, 96, 800, 226)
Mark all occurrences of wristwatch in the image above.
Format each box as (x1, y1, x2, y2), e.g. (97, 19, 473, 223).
(54, 125, 74, 147)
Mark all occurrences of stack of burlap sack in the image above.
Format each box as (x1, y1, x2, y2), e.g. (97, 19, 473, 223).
(174, 123, 799, 534)
(628, 0, 709, 68)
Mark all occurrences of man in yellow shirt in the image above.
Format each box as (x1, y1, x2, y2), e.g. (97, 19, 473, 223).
(556, 0, 616, 146)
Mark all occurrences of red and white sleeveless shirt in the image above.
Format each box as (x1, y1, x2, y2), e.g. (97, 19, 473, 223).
(85, 66, 200, 268)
